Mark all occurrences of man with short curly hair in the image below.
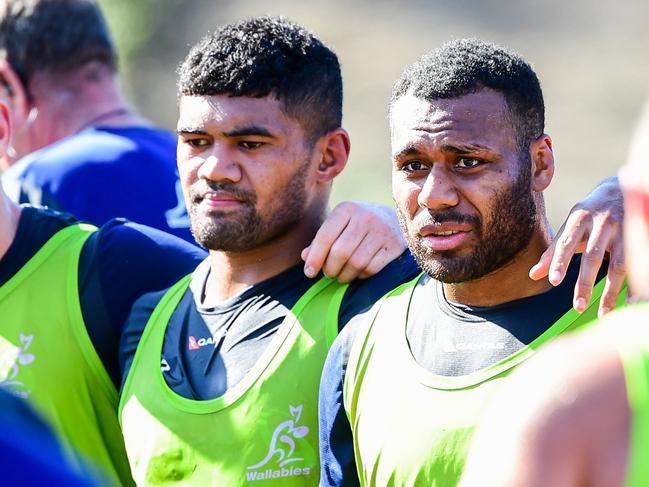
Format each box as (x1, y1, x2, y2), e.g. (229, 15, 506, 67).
(118, 16, 418, 486)
(318, 39, 627, 487)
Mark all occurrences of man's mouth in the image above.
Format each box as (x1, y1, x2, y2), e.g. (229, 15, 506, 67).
(418, 223, 473, 251)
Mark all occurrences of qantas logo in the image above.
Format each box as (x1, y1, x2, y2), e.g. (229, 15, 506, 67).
(188, 334, 224, 351)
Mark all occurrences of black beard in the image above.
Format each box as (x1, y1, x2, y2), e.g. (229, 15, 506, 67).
(188, 162, 310, 252)
(398, 164, 537, 283)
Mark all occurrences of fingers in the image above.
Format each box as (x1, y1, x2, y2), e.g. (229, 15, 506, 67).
(319, 216, 368, 279)
(335, 233, 385, 283)
(597, 245, 626, 317)
(572, 223, 611, 312)
(528, 240, 556, 281)
(301, 204, 353, 278)
(301, 201, 406, 281)
(542, 211, 590, 286)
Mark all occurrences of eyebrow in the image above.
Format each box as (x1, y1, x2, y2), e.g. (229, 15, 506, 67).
(176, 128, 208, 136)
(176, 125, 276, 138)
(440, 143, 494, 154)
(223, 125, 275, 138)
(393, 144, 424, 160)
(393, 142, 495, 159)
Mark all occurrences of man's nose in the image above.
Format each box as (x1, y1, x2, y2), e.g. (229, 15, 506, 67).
(417, 165, 459, 210)
(196, 146, 242, 184)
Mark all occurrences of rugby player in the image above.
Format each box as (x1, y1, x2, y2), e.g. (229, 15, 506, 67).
(318, 38, 627, 487)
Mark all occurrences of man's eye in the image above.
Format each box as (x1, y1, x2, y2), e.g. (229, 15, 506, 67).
(186, 138, 210, 148)
(238, 141, 264, 150)
(456, 157, 482, 169)
(402, 160, 427, 172)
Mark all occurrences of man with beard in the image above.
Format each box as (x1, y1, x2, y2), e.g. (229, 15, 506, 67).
(0, 58, 408, 487)
(318, 39, 627, 487)
(117, 17, 419, 486)
(458, 101, 649, 487)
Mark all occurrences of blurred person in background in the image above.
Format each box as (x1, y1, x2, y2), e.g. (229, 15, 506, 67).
(458, 100, 649, 487)
(0, 388, 103, 486)
(0, 0, 193, 242)
(318, 39, 627, 487)
(0, 75, 206, 483)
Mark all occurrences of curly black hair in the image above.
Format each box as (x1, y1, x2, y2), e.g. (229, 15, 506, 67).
(178, 16, 342, 144)
(0, 0, 116, 90)
(391, 38, 544, 153)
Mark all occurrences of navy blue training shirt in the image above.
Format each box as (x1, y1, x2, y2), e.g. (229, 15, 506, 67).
(119, 251, 421, 400)
(1, 126, 193, 242)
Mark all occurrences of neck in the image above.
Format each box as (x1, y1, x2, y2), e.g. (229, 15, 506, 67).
(0, 191, 21, 260)
(69, 87, 146, 133)
(206, 216, 323, 302)
(443, 224, 554, 307)
(39, 72, 147, 140)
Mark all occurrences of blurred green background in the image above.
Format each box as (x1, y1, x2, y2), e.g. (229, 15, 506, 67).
(98, 0, 649, 227)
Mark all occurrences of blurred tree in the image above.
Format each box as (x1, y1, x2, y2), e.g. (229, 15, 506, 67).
(97, 0, 181, 97)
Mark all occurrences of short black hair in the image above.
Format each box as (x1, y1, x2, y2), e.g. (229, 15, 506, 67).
(0, 0, 117, 89)
(178, 16, 343, 143)
(391, 38, 544, 152)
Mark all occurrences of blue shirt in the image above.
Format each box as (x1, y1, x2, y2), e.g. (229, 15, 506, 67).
(1, 126, 193, 242)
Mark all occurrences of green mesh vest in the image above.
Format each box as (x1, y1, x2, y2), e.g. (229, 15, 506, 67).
(0, 223, 134, 486)
(119, 273, 347, 486)
(344, 274, 626, 487)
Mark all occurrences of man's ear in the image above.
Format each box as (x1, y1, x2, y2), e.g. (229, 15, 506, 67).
(530, 134, 554, 192)
(0, 100, 13, 157)
(314, 128, 350, 183)
(0, 60, 30, 132)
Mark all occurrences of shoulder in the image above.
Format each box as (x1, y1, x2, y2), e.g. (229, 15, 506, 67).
(462, 324, 629, 487)
(91, 218, 205, 264)
(121, 288, 170, 347)
(18, 127, 177, 183)
(339, 250, 420, 328)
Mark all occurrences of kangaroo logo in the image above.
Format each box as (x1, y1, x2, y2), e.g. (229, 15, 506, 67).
(247, 405, 310, 470)
(0, 334, 35, 398)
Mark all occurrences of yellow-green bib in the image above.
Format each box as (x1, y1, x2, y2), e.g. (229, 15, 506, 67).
(0, 223, 134, 486)
(344, 274, 625, 487)
(120, 273, 347, 486)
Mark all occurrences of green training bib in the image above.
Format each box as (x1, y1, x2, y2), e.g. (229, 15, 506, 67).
(120, 273, 347, 486)
(0, 223, 134, 486)
(344, 274, 625, 487)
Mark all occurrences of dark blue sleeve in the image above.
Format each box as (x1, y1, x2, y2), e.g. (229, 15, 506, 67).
(79, 219, 206, 387)
(319, 317, 363, 487)
(119, 289, 168, 390)
(338, 250, 420, 329)
(0, 390, 103, 486)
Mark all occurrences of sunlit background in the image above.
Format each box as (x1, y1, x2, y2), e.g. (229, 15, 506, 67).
(98, 0, 649, 226)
